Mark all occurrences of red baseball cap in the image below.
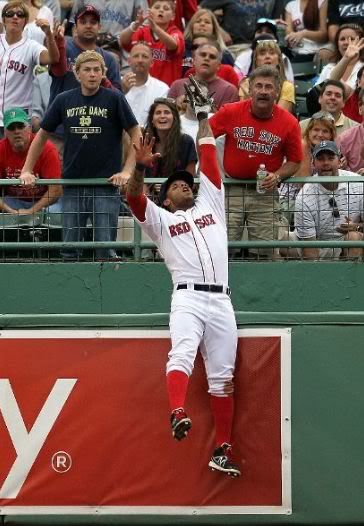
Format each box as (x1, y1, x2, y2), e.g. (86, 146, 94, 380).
(75, 4, 101, 23)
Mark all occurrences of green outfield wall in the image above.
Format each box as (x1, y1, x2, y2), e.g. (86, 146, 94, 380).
(1, 261, 364, 526)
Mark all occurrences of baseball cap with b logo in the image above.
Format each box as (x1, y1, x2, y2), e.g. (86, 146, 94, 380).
(3, 108, 29, 129)
(312, 140, 340, 159)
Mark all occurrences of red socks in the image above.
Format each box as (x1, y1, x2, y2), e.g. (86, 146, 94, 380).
(210, 395, 234, 446)
(166, 370, 189, 410)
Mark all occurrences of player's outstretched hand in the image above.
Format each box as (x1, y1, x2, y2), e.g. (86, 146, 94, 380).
(133, 134, 161, 167)
(184, 75, 214, 120)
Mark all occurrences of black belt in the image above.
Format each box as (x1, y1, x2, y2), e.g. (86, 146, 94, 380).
(176, 283, 231, 295)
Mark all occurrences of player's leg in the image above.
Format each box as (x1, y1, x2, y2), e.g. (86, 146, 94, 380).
(167, 290, 206, 440)
(200, 294, 241, 476)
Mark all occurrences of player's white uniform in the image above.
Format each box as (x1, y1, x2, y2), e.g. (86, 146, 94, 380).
(133, 138, 238, 396)
(0, 34, 46, 126)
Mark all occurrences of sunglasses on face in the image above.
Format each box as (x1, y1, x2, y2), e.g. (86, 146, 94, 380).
(7, 122, 26, 131)
(4, 10, 26, 18)
(328, 197, 340, 218)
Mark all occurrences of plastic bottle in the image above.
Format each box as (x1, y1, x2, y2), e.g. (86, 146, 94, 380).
(256, 164, 267, 194)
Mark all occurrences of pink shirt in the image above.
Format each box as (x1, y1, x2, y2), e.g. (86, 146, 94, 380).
(337, 124, 364, 173)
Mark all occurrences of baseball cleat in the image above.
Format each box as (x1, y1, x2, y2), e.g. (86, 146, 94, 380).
(208, 443, 241, 477)
(170, 408, 192, 441)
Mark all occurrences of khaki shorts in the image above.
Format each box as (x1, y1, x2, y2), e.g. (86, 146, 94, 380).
(225, 184, 289, 256)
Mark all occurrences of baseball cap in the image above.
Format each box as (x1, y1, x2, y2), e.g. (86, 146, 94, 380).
(159, 170, 194, 206)
(3, 108, 29, 129)
(312, 140, 340, 159)
(255, 18, 278, 38)
(75, 4, 100, 23)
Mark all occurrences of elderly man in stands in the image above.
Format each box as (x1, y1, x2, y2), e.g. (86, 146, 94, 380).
(209, 65, 302, 258)
(0, 108, 62, 215)
(337, 88, 364, 174)
(122, 42, 169, 127)
(294, 140, 363, 259)
(168, 41, 239, 111)
(300, 80, 358, 137)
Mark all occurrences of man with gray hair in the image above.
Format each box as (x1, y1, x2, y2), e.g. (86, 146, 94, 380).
(209, 65, 302, 258)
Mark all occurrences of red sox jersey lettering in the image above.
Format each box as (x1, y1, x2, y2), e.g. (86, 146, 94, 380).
(169, 214, 216, 237)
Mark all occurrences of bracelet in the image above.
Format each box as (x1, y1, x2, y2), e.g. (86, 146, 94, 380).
(129, 21, 137, 32)
(357, 225, 361, 232)
(135, 162, 146, 172)
(275, 173, 282, 185)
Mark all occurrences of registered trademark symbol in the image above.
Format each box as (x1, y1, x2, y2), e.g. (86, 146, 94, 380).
(51, 451, 72, 473)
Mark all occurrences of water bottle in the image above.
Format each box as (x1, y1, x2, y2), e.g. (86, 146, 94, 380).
(256, 164, 267, 194)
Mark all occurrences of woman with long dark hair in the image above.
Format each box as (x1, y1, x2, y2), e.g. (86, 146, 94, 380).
(284, 0, 329, 59)
(144, 97, 197, 180)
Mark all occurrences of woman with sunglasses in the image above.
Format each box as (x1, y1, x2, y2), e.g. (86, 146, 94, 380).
(0, 1, 59, 135)
(0, 0, 54, 44)
(182, 9, 234, 77)
(239, 40, 295, 113)
(284, 0, 329, 60)
(143, 97, 197, 184)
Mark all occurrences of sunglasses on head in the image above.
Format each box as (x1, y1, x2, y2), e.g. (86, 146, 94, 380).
(7, 122, 26, 131)
(328, 197, 340, 218)
(4, 10, 26, 18)
(257, 18, 277, 27)
(312, 111, 335, 122)
(154, 97, 176, 104)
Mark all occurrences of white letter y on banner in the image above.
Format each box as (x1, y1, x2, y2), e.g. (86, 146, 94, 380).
(0, 378, 77, 499)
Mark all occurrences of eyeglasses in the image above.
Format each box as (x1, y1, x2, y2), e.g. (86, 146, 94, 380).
(3, 10, 26, 18)
(328, 197, 340, 218)
(312, 111, 335, 122)
(7, 122, 26, 131)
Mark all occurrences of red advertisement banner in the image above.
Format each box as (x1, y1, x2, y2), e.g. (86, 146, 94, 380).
(0, 329, 291, 515)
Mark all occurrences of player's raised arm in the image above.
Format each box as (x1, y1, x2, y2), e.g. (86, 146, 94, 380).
(126, 135, 161, 220)
(185, 76, 221, 189)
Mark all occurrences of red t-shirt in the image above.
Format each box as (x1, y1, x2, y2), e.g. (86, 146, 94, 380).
(209, 100, 303, 179)
(129, 23, 185, 86)
(184, 64, 240, 88)
(0, 135, 61, 200)
(343, 91, 361, 123)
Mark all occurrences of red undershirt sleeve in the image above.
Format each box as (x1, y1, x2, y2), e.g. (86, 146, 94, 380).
(198, 138, 221, 189)
(126, 192, 148, 222)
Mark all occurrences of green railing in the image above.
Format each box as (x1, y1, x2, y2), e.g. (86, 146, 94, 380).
(0, 175, 363, 260)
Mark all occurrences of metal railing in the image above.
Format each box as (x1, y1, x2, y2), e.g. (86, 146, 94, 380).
(0, 175, 363, 262)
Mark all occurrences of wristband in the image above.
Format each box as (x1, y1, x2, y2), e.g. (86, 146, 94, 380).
(130, 21, 137, 32)
(275, 173, 282, 185)
(135, 162, 146, 172)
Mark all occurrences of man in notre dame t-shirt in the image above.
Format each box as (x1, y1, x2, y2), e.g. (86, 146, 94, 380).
(20, 50, 141, 260)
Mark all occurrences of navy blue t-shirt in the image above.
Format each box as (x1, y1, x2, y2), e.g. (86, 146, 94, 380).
(41, 87, 138, 179)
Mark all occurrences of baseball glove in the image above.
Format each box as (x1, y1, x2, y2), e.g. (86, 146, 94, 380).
(184, 75, 214, 120)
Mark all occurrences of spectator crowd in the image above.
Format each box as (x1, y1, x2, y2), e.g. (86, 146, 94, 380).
(0, 0, 363, 260)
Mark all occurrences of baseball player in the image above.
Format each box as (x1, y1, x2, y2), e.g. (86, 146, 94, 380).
(0, 1, 59, 131)
(126, 77, 240, 477)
